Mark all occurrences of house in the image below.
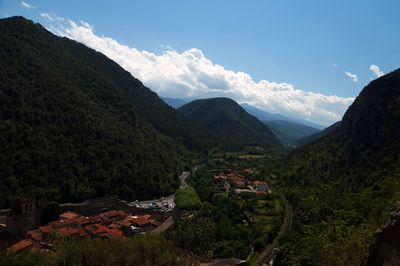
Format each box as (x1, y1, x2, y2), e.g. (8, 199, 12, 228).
(116, 214, 160, 235)
(27, 229, 44, 242)
(59, 211, 81, 220)
(226, 173, 246, 188)
(241, 168, 254, 175)
(252, 181, 268, 193)
(83, 223, 124, 239)
(89, 210, 129, 225)
(57, 227, 89, 238)
(49, 216, 90, 229)
(7, 207, 162, 252)
(7, 239, 37, 253)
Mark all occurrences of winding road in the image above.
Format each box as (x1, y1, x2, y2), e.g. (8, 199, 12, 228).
(179, 171, 190, 189)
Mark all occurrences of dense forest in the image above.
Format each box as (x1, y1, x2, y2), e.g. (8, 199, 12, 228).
(178, 97, 281, 151)
(275, 69, 400, 265)
(0, 16, 215, 207)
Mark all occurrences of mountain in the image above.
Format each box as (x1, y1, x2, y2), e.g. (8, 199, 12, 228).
(240, 103, 289, 121)
(178, 98, 281, 151)
(0, 16, 215, 207)
(263, 120, 320, 146)
(277, 69, 400, 264)
(296, 121, 341, 146)
(241, 103, 325, 129)
(160, 97, 189, 109)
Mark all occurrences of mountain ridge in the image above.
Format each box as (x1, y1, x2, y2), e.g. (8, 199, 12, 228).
(277, 68, 400, 264)
(178, 97, 281, 151)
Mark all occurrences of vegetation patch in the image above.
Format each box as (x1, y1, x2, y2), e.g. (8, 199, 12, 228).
(175, 187, 202, 210)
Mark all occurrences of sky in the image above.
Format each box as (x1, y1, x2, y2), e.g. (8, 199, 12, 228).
(1, 0, 399, 126)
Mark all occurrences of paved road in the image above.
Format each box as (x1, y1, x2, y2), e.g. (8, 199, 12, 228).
(254, 194, 293, 266)
(150, 216, 175, 234)
(179, 171, 190, 189)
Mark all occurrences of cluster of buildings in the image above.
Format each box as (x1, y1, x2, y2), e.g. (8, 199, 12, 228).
(0, 197, 171, 253)
(8, 209, 163, 253)
(213, 170, 269, 198)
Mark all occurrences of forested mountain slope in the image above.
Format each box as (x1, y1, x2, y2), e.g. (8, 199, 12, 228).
(0, 16, 212, 207)
(263, 120, 320, 146)
(178, 97, 281, 151)
(296, 121, 341, 146)
(277, 69, 400, 265)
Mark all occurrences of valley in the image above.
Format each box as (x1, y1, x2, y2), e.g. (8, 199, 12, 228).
(0, 14, 399, 266)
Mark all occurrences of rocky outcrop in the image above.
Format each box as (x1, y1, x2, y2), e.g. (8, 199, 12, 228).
(365, 202, 400, 266)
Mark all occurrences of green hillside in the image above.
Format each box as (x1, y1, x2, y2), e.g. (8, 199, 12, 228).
(178, 97, 281, 151)
(296, 121, 341, 146)
(0, 16, 213, 207)
(276, 69, 400, 265)
(263, 120, 320, 146)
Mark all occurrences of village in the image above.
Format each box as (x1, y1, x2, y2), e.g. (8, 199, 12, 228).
(1, 195, 176, 253)
(212, 169, 270, 198)
(0, 173, 183, 254)
(0, 162, 278, 264)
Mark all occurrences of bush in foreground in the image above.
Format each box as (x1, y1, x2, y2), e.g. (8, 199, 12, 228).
(0, 235, 194, 266)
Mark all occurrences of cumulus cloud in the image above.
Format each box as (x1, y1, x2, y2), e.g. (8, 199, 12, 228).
(345, 71, 358, 82)
(370, 64, 384, 78)
(21, 1, 35, 9)
(44, 18, 354, 126)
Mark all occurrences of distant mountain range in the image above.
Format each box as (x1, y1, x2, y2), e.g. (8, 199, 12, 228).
(240, 103, 325, 130)
(161, 97, 325, 146)
(160, 97, 189, 109)
(178, 97, 281, 151)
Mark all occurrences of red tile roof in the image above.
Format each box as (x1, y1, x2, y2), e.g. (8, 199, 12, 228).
(50, 216, 89, 228)
(27, 230, 43, 242)
(84, 223, 109, 236)
(99, 210, 128, 220)
(214, 175, 227, 180)
(30, 242, 43, 252)
(58, 227, 89, 238)
(39, 225, 52, 234)
(131, 215, 152, 226)
(59, 211, 81, 220)
(102, 228, 124, 239)
(8, 239, 34, 253)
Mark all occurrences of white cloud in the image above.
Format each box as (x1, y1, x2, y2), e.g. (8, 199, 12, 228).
(331, 63, 339, 68)
(345, 71, 358, 82)
(41, 13, 54, 21)
(40, 13, 64, 22)
(47, 19, 354, 126)
(21, 1, 35, 9)
(370, 64, 384, 78)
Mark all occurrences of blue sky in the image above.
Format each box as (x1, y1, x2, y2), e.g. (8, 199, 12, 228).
(1, 0, 399, 125)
